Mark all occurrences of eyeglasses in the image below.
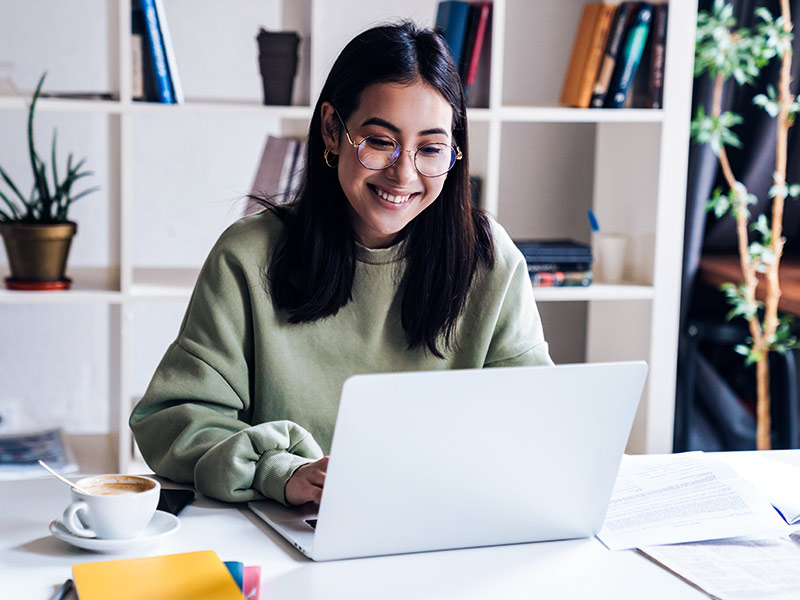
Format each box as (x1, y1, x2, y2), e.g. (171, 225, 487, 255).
(334, 110, 462, 178)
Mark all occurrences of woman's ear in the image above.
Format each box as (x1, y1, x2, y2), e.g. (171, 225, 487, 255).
(320, 102, 339, 153)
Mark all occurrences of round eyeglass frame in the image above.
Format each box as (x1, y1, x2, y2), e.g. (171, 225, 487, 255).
(334, 110, 462, 178)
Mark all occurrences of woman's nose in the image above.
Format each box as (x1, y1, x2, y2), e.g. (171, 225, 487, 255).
(385, 150, 418, 184)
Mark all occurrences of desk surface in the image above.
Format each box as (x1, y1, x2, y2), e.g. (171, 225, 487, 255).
(4, 450, 799, 600)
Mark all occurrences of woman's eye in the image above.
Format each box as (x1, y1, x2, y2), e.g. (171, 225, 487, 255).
(419, 145, 444, 157)
(366, 137, 396, 150)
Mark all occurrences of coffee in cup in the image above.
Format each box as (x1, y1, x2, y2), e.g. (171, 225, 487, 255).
(57, 474, 160, 539)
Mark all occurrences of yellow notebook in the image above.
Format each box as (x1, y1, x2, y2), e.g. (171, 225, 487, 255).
(72, 550, 244, 600)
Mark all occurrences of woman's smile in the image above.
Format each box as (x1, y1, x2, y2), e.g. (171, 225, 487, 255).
(369, 184, 419, 206)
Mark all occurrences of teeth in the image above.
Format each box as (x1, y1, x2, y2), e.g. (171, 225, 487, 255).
(374, 187, 411, 204)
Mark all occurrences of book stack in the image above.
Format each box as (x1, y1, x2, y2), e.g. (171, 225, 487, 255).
(244, 135, 307, 216)
(72, 551, 260, 600)
(131, 0, 182, 104)
(514, 239, 593, 287)
(434, 1, 492, 105)
(560, 2, 668, 109)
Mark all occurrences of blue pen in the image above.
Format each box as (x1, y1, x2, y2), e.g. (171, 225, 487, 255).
(587, 209, 600, 233)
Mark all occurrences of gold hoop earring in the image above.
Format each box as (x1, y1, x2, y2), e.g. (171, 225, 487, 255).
(324, 148, 338, 168)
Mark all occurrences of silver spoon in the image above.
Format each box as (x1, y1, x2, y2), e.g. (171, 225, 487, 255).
(37, 460, 90, 494)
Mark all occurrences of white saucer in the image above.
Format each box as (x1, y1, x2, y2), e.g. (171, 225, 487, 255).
(49, 510, 180, 553)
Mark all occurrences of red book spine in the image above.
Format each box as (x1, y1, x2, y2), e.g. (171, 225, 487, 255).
(464, 3, 491, 87)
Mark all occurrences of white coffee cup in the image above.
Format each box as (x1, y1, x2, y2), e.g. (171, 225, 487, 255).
(57, 474, 160, 539)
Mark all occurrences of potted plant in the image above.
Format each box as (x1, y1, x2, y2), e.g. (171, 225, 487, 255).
(0, 72, 98, 290)
(692, 0, 797, 449)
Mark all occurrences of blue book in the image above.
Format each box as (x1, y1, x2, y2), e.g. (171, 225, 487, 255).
(435, 1, 471, 68)
(223, 561, 244, 592)
(603, 2, 654, 108)
(137, 0, 175, 103)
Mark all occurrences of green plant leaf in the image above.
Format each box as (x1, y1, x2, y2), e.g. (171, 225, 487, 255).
(28, 73, 48, 209)
(721, 281, 761, 322)
(705, 187, 734, 218)
(753, 85, 781, 117)
(691, 108, 744, 154)
(0, 188, 21, 220)
(51, 129, 59, 204)
(0, 163, 29, 210)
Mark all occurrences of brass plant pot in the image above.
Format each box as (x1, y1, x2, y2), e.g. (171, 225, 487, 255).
(0, 221, 77, 286)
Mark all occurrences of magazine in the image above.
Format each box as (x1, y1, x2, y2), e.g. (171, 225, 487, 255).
(0, 428, 78, 480)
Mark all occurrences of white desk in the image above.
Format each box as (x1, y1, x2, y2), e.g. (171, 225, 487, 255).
(4, 450, 799, 600)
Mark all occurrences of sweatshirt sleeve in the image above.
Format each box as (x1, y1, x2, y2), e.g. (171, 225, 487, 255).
(129, 225, 323, 504)
(483, 224, 555, 368)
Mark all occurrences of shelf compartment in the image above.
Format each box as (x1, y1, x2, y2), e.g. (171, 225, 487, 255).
(0, 96, 123, 114)
(532, 282, 655, 302)
(0, 267, 121, 303)
(498, 106, 665, 123)
(127, 100, 313, 119)
(130, 268, 200, 299)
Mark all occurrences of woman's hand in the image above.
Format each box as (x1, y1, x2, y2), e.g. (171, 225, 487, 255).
(285, 456, 329, 505)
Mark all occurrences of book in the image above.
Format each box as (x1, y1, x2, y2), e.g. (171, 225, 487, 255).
(137, 0, 175, 104)
(0, 428, 77, 480)
(531, 270, 593, 287)
(603, 3, 654, 108)
(245, 136, 305, 215)
(131, 31, 145, 99)
(153, 0, 183, 103)
(469, 174, 483, 207)
(243, 565, 261, 600)
(251, 136, 291, 196)
(527, 262, 592, 273)
(460, 2, 491, 103)
(559, 3, 616, 108)
(514, 239, 593, 265)
(630, 7, 653, 108)
(645, 3, 668, 108)
(72, 550, 244, 600)
(223, 562, 261, 599)
(435, 1, 471, 69)
(589, 2, 636, 108)
(277, 138, 299, 200)
(287, 139, 307, 198)
(131, 1, 156, 101)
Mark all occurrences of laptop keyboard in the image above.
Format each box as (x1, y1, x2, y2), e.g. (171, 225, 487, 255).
(305, 519, 317, 530)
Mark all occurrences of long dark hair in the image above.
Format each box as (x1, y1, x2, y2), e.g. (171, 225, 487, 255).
(266, 21, 495, 358)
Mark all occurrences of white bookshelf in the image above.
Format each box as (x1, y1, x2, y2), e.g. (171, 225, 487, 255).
(0, 0, 697, 472)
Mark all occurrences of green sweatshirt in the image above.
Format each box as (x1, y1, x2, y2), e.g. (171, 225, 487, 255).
(129, 210, 552, 504)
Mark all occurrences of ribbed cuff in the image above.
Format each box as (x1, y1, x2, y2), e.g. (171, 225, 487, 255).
(253, 450, 315, 505)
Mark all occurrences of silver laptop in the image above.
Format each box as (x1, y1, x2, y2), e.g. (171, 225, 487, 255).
(248, 361, 647, 561)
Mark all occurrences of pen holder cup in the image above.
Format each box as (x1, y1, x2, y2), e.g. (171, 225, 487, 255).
(593, 233, 627, 284)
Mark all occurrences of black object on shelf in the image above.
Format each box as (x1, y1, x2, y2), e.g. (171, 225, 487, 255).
(257, 29, 300, 106)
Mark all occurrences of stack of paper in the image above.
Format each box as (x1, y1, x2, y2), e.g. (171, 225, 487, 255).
(598, 452, 800, 600)
(598, 452, 789, 551)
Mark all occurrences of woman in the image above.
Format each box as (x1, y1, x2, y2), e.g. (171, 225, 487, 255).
(130, 21, 552, 506)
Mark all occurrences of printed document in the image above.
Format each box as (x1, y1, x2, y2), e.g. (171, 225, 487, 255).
(597, 452, 788, 550)
(639, 533, 800, 600)
(713, 452, 800, 525)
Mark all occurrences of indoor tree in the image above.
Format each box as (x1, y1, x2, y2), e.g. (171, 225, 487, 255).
(692, 0, 797, 449)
